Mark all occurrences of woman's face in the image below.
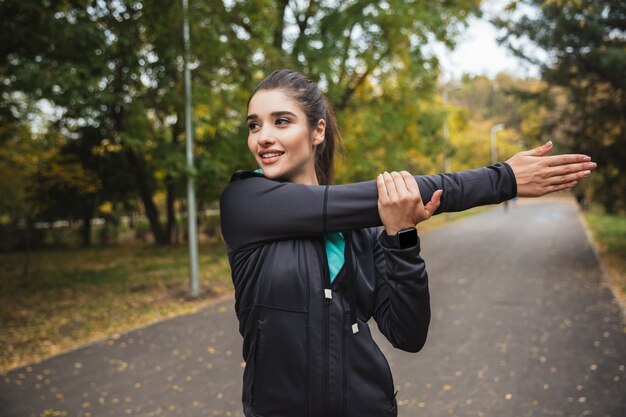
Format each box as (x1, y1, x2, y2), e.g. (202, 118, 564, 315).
(247, 89, 325, 185)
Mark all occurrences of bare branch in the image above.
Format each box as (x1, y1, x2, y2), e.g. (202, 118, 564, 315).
(336, 47, 391, 111)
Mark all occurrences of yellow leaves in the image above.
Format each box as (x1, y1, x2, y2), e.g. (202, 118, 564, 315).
(46, 152, 102, 194)
(91, 139, 122, 156)
(40, 410, 68, 417)
(154, 169, 166, 181)
(196, 124, 218, 138)
(98, 202, 113, 215)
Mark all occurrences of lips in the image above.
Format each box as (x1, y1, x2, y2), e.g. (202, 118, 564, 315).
(259, 150, 285, 165)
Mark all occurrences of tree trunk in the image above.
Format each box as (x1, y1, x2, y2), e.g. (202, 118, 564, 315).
(126, 148, 167, 245)
(273, 0, 289, 50)
(81, 208, 92, 247)
(165, 180, 176, 245)
(22, 214, 32, 280)
(164, 121, 181, 245)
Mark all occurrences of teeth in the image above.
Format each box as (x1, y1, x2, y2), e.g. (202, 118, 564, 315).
(261, 152, 283, 158)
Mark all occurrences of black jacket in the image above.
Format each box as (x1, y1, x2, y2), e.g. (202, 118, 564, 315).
(219, 163, 517, 417)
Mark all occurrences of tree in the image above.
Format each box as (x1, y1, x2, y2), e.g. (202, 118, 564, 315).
(495, 0, 626, 212)
(1, 0, 491, 249)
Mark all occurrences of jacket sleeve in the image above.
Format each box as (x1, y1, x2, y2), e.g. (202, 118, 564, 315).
(371, 228, 430, 353)
(220, 163, 517, 252)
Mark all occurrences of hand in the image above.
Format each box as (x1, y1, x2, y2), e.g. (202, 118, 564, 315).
(376, 171, 443, 235)
(506, 141, 597, 197)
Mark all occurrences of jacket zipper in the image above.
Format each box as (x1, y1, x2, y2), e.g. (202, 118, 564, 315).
(318, 236, 332, 417)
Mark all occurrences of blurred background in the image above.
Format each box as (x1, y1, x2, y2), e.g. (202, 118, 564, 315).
(1, 0, 624, 373)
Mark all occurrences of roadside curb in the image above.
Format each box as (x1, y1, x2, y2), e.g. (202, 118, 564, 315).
(574, 200, 626, 322)
(1, 291, 235, 374)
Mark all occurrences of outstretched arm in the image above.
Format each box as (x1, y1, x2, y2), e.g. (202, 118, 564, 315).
(220, 163, 513, 252)
(220, 143, 595, 252)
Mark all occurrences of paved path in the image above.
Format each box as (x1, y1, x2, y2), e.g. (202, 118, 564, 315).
(2, 197, 625, 417)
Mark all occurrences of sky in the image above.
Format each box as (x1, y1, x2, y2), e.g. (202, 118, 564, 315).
(433, 1, 542, 81)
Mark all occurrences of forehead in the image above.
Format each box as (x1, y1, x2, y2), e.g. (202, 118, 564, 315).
(247, 89, 305, 117)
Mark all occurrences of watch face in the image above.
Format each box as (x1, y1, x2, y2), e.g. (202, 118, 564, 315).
(398, 228, 418, 248)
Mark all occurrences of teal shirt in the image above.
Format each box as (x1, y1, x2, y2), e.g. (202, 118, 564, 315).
(254, 168, 345, 283)
(324, 231, 345, 283)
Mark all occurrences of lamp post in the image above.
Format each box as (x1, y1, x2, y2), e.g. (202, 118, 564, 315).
(442, 84, 460, 173)
(182, 0, 199, 297)
(490, 123, 505, 165)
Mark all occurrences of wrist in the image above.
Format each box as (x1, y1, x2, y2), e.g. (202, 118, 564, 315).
(385, 228, 400, 236)
(384, 224, 415, 237)
(382, 227, 418, 249)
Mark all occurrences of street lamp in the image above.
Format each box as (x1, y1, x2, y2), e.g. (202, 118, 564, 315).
(490, 123, 505, 165)
(442, 84, 460, 173)
(182, 0, 199, 297)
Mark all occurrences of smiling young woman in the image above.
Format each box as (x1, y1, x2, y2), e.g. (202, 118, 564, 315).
(220, 69, 596, 417)
(246, 89, 326, 185)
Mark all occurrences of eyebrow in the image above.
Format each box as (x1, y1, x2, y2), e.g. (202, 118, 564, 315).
(246, 111, 298, 122)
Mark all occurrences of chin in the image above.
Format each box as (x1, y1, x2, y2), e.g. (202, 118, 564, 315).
(259, 166, 283, 179)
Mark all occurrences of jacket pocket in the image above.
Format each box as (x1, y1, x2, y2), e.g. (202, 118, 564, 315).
(345, 314, 397, 417)
(250, 307, 308, 417)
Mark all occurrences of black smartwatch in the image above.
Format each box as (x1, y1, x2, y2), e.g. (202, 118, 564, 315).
(384, 227, 418, 249)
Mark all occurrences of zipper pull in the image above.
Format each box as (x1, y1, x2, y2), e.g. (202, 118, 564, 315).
(324, 288, 332, 304)
(352, 322, 359, 334)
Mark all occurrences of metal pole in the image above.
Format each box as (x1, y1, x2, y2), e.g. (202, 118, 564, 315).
(182, 0, 199, 297)
(442, 83, 461, 173)
(443, 87, 451, 173)
(490, 123, 505, 165)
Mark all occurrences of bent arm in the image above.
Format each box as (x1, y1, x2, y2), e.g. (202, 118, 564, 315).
(220, 163, 516, 251)
(371, 228, 430, 353)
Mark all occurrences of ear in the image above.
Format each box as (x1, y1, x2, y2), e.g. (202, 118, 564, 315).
(312, 119, 326, 147)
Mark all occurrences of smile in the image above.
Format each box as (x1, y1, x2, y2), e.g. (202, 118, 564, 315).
(261, 152, 284, 159)
(259, 151, 285, 165)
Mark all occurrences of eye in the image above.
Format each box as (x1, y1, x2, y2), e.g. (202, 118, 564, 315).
(248, 121, 260, 131)
(276, 118, 291, 126)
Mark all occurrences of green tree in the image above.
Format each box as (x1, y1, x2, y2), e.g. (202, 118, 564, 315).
(1, 0, 491, 249)
(495, 0, 626, 212)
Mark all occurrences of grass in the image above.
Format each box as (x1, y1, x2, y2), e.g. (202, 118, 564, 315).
(0, 242, 233, 372)
(418, 205, 492, 234)
(0, 206, 491, 373)
(582, 207, 626, 306)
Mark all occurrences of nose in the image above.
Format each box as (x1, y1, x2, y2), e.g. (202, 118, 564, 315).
(257, 129, 276, 146)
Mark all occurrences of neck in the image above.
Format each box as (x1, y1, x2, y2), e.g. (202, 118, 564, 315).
(289, 169, 319, 185)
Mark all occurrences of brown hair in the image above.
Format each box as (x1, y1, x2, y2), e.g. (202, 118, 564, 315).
(249, 69, 342, 185)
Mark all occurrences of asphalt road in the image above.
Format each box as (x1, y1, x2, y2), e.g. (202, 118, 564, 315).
(2, 196, 625, 417)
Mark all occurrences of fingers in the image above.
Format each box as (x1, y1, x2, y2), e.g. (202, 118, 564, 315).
(542, 180, 578, 196)
(391, 171, 410, 196)
(545, 153, 593, 166)
(525, 140, 554, 157)
(545, 171, 591, 186)
(376, 173, 388, 201)
(548, 161, 597, 176)
(544, 161, 595, 185)
(382, 171, 399, 201)
(400, 171, 420, 194)
(381, 171, 416, 201)
(377, 170, 435, 228)
(424, 189, 443, 216)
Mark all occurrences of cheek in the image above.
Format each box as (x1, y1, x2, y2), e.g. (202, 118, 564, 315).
(247, 135, 255, 155)
(286, 128, 313, 154)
